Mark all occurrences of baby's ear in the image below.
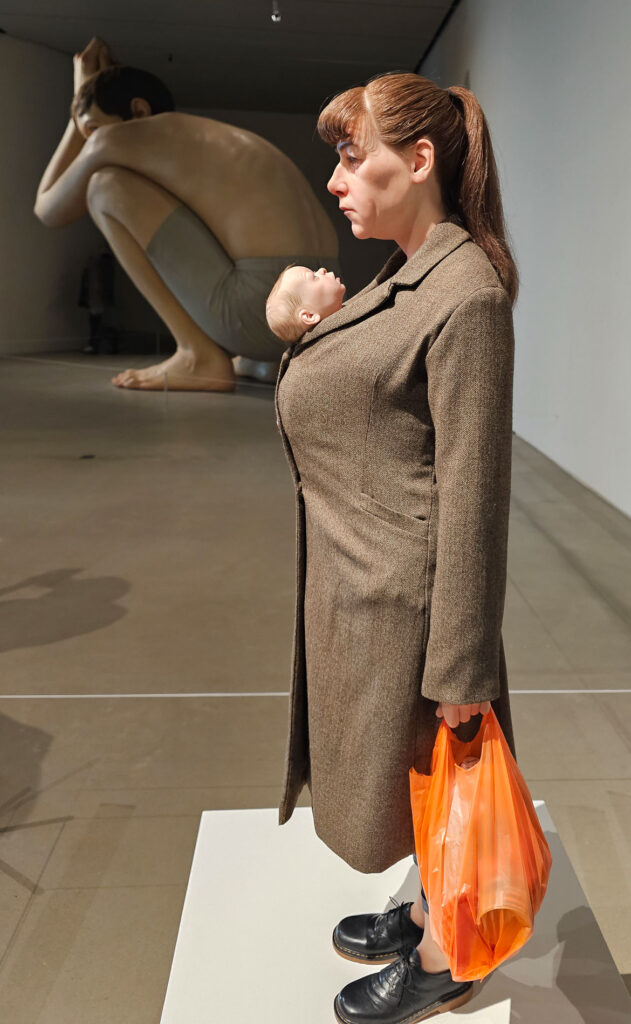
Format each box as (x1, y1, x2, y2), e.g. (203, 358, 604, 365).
(299, 309, 321, 328)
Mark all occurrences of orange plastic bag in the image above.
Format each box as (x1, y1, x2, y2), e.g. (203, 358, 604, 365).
(409, 706, 552, 982)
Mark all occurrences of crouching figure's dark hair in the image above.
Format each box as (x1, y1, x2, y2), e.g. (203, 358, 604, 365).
(71, 65, 175, 122)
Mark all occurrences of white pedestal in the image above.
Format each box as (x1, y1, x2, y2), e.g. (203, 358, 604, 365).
(160, 801, 631, 1023)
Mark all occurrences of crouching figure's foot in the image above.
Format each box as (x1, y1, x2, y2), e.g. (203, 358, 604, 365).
(112, 349, 235, 392)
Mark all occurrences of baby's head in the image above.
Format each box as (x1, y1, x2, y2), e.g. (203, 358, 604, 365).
(266, 265, 346, 344)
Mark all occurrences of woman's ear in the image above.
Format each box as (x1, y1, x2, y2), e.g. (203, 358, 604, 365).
(130, 97, 152, 119)
(410, 137, 434, 184)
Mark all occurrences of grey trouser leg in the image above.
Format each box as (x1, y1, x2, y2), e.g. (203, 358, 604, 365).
(412, 851, 430, 913)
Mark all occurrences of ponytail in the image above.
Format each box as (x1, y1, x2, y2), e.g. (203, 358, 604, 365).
(443, 86, 518, 305)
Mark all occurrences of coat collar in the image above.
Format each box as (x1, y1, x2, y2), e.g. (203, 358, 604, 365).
(287, 213, 471, 357)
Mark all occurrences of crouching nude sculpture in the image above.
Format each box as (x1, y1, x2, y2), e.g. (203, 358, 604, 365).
(34, 37, 340, 391)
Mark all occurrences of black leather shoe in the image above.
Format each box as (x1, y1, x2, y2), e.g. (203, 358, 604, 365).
(332, 897, 424, 965)
(333, 944, 474, 1024)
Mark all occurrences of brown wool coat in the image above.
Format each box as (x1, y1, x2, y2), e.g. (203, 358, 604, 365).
(274, 215, 518, 874)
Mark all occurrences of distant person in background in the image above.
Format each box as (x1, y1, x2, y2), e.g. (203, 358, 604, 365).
(78, 250, 118, 354)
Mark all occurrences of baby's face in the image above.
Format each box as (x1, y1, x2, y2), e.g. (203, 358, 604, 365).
(283, 266, 346, 321)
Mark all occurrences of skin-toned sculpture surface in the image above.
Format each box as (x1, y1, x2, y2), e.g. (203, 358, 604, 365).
(34, 38, 340, 392)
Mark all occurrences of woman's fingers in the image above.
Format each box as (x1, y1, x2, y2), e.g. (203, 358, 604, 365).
(436, 702, 461, 728)
(435, 700, 492, 727)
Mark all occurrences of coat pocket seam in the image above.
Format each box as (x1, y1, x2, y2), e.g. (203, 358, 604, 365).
(358, 491, 429, 537)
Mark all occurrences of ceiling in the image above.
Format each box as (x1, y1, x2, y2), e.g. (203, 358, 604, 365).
(0, 0, 456, 113)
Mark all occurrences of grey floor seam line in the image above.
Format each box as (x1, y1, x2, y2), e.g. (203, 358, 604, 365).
(0, 354, 273, 386)
(0, 689, 629, 699)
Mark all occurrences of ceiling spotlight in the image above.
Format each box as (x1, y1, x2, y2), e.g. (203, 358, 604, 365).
(271, 0, 281, 22)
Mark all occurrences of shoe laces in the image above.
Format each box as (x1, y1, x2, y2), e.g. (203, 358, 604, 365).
(376, 944, 418, 1006)
(372, 895, 410, 934)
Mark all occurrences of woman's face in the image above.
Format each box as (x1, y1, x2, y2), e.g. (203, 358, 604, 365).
(326, 134, 429, 241)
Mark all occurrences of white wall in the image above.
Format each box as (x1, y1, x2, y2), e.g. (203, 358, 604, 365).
(422, 0, 631, 518)
(0, 35, 101, 353)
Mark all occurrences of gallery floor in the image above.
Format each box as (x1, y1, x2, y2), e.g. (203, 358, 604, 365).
(0, 351, 630, 1023)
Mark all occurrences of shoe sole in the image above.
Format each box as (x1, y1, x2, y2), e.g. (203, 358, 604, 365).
(333, 985, 473, 1023)
(332, 931, 406, 965)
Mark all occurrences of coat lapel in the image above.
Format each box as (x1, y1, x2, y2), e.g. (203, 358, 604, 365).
(290, 215, 471, 355)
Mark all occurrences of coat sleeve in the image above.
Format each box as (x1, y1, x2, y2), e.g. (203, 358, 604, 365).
(421, 285, 515, 705)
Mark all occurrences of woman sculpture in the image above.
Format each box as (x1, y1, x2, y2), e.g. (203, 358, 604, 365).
(274, 71, 519, 1022)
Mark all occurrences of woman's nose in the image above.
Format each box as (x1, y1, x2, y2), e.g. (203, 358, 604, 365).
(327, 165, 347, 197)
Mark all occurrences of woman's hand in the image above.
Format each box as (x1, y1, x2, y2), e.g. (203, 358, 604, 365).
(73, 36, 113, 96)
(436, 700, 491, 728)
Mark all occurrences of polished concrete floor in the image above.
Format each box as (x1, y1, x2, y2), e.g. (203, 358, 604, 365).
(0, 351, 629, 1022)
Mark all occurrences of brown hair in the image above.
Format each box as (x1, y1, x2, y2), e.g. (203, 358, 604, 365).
(265, 265, 306, 344)
(317, 71, 518, 306)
